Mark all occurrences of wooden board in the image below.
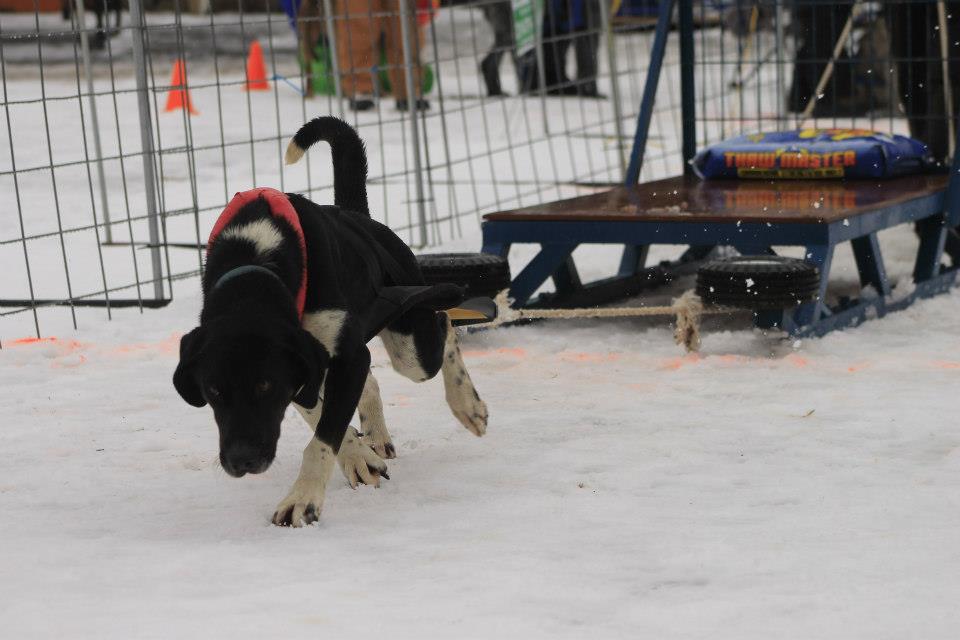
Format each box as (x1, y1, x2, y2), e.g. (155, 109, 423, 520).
(483, 174, 950, 225)
(0, 0, 60, 11)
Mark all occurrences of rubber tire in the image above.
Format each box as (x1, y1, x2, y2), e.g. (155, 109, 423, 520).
(416, 253, 511, 299)
(696, 255, 820, 310)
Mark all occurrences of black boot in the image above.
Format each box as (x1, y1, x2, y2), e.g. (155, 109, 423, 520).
(396, 98, 430, 111)
(945, 227, 960, 267)
(349, 97, 375, 111)
(481, 52, 505, 97)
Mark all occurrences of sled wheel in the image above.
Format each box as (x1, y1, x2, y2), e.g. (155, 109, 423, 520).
(416, 253, 511, 299)
(696, 255, 820, 310)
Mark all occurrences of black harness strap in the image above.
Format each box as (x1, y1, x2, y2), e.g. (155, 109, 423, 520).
(211, 264, 284, 292)
(359, 284, 465, 343)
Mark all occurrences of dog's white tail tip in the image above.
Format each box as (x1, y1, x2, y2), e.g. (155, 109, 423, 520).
(285, 141, 305, 165)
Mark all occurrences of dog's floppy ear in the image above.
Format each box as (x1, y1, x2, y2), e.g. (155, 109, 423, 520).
(290, 329, 330, 409)
(173, 327, 207, 408)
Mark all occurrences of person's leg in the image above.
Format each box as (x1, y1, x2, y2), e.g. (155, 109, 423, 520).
(890, 1, 960, 164)
(889, 3, 960, 264)
(382, 0, 426, 106)
(297, 0, 325, 97)
(573, 0, 601, 96)
(480, 1, 514, 96)
(817, 3, 855, 111)
(787, 1, 853, 114)
(542, 0, 571, 89)
(335, 0, 377, 103)
(890, 2, 937, 157)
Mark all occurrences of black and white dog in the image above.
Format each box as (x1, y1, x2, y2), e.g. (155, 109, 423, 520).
(173, 117, 488, 527)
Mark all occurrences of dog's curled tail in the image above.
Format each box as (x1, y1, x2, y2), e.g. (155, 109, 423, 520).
(285, 116, 369, 215)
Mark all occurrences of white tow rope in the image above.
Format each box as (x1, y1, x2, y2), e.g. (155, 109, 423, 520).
(488, 290, 734, 353)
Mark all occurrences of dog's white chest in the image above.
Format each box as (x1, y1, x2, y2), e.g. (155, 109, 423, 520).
(302, 309, 348, 356)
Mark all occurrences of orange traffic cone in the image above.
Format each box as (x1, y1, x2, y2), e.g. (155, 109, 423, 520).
(164, 59, 199, 115)
(244, 40, 270, 91)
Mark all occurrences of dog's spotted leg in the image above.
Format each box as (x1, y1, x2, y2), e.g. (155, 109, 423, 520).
(442, 318, 488, 436)
(379, 328, 430, 382)
(337, 425, 389, 489)
(272, 432, 336, 527)
(300, 345, 388, 490)
(358, 369, 395, 459)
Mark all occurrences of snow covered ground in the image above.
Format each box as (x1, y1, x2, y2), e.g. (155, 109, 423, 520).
(3, 9, 960, 639)
(2, 223, 960, 638)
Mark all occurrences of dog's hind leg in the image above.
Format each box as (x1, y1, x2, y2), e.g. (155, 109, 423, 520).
(358, 369, 396, 459)
(440, 317, 488, 436)
(381, 311, 488, 436)
(379, 307, 446, 383)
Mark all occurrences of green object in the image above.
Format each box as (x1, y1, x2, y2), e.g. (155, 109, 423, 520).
(512, 0, 543, 58)
(378, 47, 434, 95)
(301, 42, 433, 97)
(302, 43, 336, 96)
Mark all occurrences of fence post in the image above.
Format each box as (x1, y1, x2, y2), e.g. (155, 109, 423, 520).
(597, 0, 626, 178)
(678, 0, 696, 173)
(532, 0, 551, 135)
(321, 0, 345, 116)
(398, 0, 428, 247)
(129, 0, 165, 300)
(73, 0, 113, 244)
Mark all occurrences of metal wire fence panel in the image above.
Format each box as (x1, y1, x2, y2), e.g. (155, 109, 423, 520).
(689, 0, 951, 156)
(4, 0, 954, 342)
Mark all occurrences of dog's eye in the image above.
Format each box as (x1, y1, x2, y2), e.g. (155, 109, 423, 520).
(254, 380, 272, 396)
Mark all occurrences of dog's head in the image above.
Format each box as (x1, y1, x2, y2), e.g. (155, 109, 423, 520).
(173, 319, 329, 477)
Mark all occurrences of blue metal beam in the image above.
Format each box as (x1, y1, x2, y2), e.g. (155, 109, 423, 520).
(624, 0, 676, 185)
(678, 0, 696, 172)
(851, 233, 891, 296)
(508, 243, 579, 307)
(792, 269, 959, 338)
(913, 214, 948, 283)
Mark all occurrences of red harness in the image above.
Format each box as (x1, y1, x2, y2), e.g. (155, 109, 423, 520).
(208, 188, 308, 319)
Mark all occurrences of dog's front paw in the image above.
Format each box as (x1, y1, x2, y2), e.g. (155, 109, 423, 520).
(447, 385, 489, 437)
(360, 428, 396, 460)
(272, 480, 326, 527)
(338, 427, 389, 488)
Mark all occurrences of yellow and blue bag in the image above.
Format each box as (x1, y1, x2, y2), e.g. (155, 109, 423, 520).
(691, 129, 933, 180)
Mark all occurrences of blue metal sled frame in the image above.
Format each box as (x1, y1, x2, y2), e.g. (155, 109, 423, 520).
(481, 189, 959, 337)
(480, 0, 960, 338)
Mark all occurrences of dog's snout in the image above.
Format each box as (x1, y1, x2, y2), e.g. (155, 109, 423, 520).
(220, 444, 273, 478)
